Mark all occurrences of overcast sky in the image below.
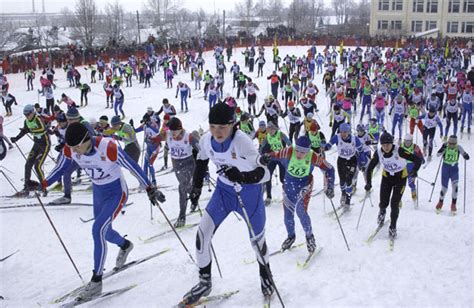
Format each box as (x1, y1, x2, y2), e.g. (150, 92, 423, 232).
(0, 0, 305, 14)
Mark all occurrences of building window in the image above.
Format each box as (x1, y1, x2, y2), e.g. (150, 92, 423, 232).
(378, 20, 389, 30)
(447, 21, 459, 33)
(391, 20, 402, 30)
(411, 20, 423, 32)
(427, 0, 438, 13)
(448, 0, 460, 12)
(413, 0, 424, 12)
(392, 0, 403, 10)
(378, 0, 390, 10)
(425, 20, 437, 30)
(461, 22, 474, 33)
(463, 0, 474, 12)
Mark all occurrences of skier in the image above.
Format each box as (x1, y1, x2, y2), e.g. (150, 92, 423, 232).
(400, 134, 425, 201)
(0, 115, 14, 149)
(1, 91, 17, 117)
(42, 122, 166, 300)
(324, 123, 364, 210)
(182, 103, 274, 305)
(365, 132, 422, 239)
(113, 84, 125, 119)
(260, 136, 335, 252)
(175, 81, 191, 112)
(435, 135, 470, 214)
(78, 82, 91, 107)
(245, 78, 260, 116)
(260, 121, 291, 205)
(418, 106, 444, 161)
(152, 117, 200, 227)
(460, 81, 472, 133)
(10, 105, 50, 196)
(389, 95, 407, 141)
(352, 124, 372, 191)
(443, 98, 461, 137)
(109, 116, 141, 163)
(284, 100, 302, 143)
(135, 113, 160, 185)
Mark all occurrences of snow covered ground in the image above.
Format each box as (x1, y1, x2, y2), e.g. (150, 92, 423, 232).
(0, 46, 473, 307)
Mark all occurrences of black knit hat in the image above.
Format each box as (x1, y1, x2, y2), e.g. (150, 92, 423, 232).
(65, 122, 91, 147)
(209, 103, 235, 125)
(167, 117, 183, 131)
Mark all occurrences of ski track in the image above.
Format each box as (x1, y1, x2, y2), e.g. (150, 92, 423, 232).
(0, 46, 473, 307)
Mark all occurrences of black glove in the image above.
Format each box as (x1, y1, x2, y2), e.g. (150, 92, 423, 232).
(329, 122, 333, 127)
(222, 166, 244, 183)
(259, 154, 271, 165)
(146, 185, 166, 204)
(129, 119, 134, 127)
(10, 137, 17, 143)
(364, 183, 372, 192)
(54, 144, 64, 152)
(325, 187, 335, 199)
(189, 187, 202, 204)
(463, 153, 470, 160)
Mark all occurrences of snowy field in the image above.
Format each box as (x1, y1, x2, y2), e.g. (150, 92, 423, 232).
(0, 46, 473, 307)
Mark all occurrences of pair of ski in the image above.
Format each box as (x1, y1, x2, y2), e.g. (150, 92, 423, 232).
(0, 203, 93, 210)
(52, 248, 171, 305)
(365, 219, 394, 251)
(139, 223, 199, 243)
(175, 290, 240, 308)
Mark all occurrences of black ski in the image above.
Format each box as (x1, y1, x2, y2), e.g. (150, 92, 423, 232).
(0, 249, 19, 262)
(52, 249, 170, 304)
(0, 203, 93, 210)
(60, 284, 137, 307)
(243, 243, 305, 264)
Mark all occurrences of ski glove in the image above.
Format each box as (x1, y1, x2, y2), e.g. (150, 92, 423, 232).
(222, 166, 244, 183)
(189, 187, 202, 205)
(146, 185, 166, 204)
(10, 137, 17, 143)
(364, 183, 372, 192)
(41, 179, 48, 191)
(325, 187, 335, 199)
(463, 153, 470, 160)
(259, 154, 272, 165)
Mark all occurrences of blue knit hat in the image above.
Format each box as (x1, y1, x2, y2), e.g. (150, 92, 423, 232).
(339, 123, 351, 132)
(295, 136, 311, 153)
(66, 107, 80, 120)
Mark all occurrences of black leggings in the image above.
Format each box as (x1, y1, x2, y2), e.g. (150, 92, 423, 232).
(379, 174, 407, 229)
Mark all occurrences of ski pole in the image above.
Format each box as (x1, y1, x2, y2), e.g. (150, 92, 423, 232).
(463, 159, 466, 214)
(0, 170, 19, 193)
(233, 183, 285, 308)
(149, 197, 196, 264)
(428, 157, 443, 202)
(329, 198, 351, 251)
(417, 176, 435, 186)
(356, 192, 369, 230)
(34, 191, 85, 284)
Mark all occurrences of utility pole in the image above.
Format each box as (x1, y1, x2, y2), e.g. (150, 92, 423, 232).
(42, 0, 45, 13)
(223, 10, 226, 43)
(32, 0, 35, 13)
(136, 10, 141, 44)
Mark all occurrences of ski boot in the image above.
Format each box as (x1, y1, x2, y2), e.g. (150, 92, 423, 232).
(8, 144, 13, 150)
(388, 227, 397, 240)
(264, 197, 272, 206)
(115, 239, 134, 269)
(50, 196, 71, 205)
(468, 128, 471, 134)
(427, 155, 432, 162)
(450, 201, 457, 215)
(306, 234, 317, 253)
(340, 193, 347, 208)
(182, 273, 212, 306)
(281, 235, 295, 251)
(77, 272, 102, 301)
(343, 193, 351, 212)
(461, 127, 464, 133)
(190, 201, 198, 213)
(160, 165, 168, 171)
(259, 262, 274, 298)
(377, 210, 386, 226)
(435, 200, 443, 214)
(174, 216, 186, 228)
(13, 189, 30, 198)
(411, 190, 417, 201)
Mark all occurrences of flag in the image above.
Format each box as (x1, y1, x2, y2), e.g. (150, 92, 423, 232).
(444, 40, 449, 58)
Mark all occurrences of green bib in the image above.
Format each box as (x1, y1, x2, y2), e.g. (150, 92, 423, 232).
(369, 123, 379, 135)
(26, 116, 45, 137)
(267, 131, 283, 151)
(308, 131, 321, 149)
(408, 105, 418, 118)
(444, 147, 459, 165)
(401, 143, 414, 162)
(287, 147, 312, 178)
(240, 122, 252, 134)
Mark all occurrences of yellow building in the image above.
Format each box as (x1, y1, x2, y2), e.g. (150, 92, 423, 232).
(369, 0, 474, 37)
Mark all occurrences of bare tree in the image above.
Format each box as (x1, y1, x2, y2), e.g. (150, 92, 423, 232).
(146, 0, 180, 35)
(332, 0, 354, 25)
(72, 0, 99, 48)
(168, 8, 196, 43)
(265, 0, 284, 27)
(0, 17, 16, 52)
(234, 0, 256, 36)
(102, 1, 125, 46)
